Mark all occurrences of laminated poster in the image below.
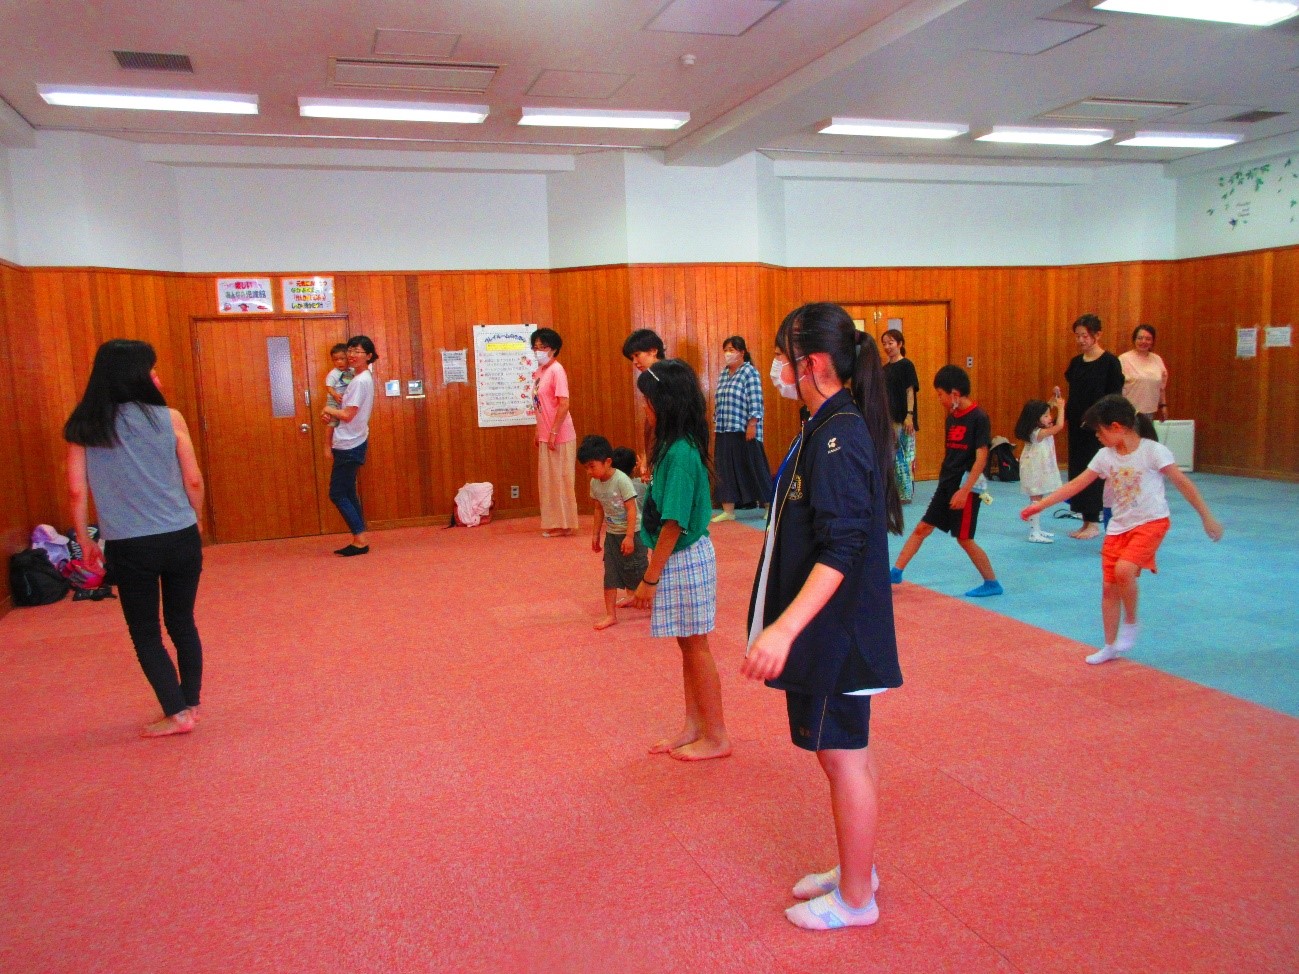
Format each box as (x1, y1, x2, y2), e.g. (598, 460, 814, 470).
(217, 278, 273, 314)
(282, 277, 335, 313)
(1265, 325, 1291, 349)
(473, 325, 538, 428)
(1236, 327, 1257, 360)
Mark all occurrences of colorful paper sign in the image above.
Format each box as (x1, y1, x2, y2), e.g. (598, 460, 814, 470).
(473, 325, 538, 428)
(282, 277, 335, 313)
(217, 278, 273, 314)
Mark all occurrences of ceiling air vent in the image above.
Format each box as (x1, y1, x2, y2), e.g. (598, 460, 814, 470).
(1224, 110, 1287, 124)
(1041, 97, 1188, 123)
(113, 51, 194, 72)
(331, 58, 497, 93)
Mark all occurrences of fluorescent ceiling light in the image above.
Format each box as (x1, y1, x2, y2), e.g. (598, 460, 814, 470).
(977, 125, 1114, 146)
(1089, 0, 1299, 27)
(38, 85, 257, 114)
(519, 107, 689, 130)
(818, 117, 969, 139)
(298, 97, 488, 123)
(1117, 131, 1241, 148)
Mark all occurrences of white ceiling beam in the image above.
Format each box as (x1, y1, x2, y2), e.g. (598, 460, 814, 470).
(663, 0, 978, 167)
(136, 144, 575, 174)
(772, 159, 1097, 186)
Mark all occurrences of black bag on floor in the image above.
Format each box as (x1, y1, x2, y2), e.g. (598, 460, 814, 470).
(9, 549, 71, 606)
(987, 440, 1020, 482)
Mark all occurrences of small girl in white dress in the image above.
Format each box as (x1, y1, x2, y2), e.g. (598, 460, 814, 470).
(1015, 392, 1065, 543)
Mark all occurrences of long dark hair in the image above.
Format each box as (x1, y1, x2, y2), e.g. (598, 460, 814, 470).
(64, 339, 167, 447)
(1015, 399, 1051, 443)
(776, 303, 902, 535)
(635, 358, 712, 479)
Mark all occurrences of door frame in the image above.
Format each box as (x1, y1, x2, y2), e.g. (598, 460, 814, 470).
(190, 313, 351, 542)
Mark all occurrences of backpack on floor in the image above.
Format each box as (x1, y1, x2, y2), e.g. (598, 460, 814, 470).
(9, 549, 71, 606)
(987, 439, 1020, 482)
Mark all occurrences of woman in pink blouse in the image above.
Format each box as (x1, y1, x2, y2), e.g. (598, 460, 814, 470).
(1118, 324, 1168, 421)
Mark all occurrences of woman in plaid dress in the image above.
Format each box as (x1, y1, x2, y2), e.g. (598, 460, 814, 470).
(711, 335, 772, 522)
(631, 359, 732, 761)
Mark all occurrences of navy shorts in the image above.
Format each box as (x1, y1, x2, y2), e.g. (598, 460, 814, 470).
(786, 692, 872, 752)
(922, 479, 980, 539)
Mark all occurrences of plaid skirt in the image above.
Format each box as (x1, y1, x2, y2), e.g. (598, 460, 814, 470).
(651, 535, 717, 638)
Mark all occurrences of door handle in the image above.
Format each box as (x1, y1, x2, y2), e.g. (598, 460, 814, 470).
(300, 423, 310, 433)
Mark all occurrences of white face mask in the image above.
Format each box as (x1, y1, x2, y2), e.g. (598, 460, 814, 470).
(724, 351, 740, 366)
(534, 349, 551, 367)
(770, 358, 802, 400)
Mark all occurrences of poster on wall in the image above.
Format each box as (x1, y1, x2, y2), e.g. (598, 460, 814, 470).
(472, 324, 538, 428)
(282, 276, 335, 313)
(1265, 325, 1291, 349)
(217, 278, 274, 314)
(1236, 326, 1258, 360)
(442, 349, 469, 384)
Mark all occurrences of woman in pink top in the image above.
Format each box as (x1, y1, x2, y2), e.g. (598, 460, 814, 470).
(532, 327, 579, 537)
(1118, 324, 1168, 421)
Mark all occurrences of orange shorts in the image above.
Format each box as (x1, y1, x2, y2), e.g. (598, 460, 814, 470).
(1101, 517, 1170, 584)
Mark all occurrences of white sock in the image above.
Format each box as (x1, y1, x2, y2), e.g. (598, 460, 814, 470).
(1028, 513, 1041, 534)
(785, 889, 879, 930)
(792, 864, 878, 900)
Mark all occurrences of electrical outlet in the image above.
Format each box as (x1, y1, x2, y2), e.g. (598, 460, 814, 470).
(966, 356, 974, 368)
(510, 485, 520, 499)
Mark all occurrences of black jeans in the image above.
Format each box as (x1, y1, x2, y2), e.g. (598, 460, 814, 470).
(1067, 425, 1104, 522)
(329, 441, 368, 535)
(104, 525, 204, 717)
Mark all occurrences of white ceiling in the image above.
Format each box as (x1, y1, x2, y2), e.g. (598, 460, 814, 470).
(2, 0, 1297, 167)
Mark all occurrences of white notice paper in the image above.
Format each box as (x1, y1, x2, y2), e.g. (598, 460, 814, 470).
(442, 349, 469, 384)
(1264, 325, 1292, 349)
(1236, 327, 1257, 359)
(473, 325, 538, 428)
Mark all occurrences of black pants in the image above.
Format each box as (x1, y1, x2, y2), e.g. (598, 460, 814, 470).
(104, 525, 204, 717)
(1067, 424, 1104, 522)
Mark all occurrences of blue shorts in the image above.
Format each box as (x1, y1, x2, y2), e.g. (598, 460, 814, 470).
(786, 692, 872, 751)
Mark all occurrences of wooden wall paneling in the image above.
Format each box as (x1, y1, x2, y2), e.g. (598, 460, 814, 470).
(0, 264, 33, 587)
(23, 271, 83, 526)
(1265, 248, 1298, 475)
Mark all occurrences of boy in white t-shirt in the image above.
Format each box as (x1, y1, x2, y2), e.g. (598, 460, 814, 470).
(1022, 394, 1223, 665)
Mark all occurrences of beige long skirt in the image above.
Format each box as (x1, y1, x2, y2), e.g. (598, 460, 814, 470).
(538, 439, 579, 531)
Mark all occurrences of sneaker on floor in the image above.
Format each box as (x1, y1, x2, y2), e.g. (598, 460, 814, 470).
(1027, 530, 1054, 544)
(792, 864, 879, 900)
(965, 580, 1003, 597)
(786, 889, 879, 930)
(1085, 644, 1122, 665)
(710, 511, 736, 523)
(889, 567, 903, 585)
(1114, 622, 1140, 654)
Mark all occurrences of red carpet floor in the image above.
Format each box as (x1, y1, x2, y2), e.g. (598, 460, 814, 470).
(2, 518, 1295, 973)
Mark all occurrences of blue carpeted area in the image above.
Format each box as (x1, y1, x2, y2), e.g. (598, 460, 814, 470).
(729, 473, 1299, 717)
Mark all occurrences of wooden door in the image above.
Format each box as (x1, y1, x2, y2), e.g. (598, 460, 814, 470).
(194, 317, 348, 542)
(843, 303, 949, 481)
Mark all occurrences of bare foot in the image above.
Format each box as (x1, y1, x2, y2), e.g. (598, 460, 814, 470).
(142, 710, 195, 738)
(649, 726, 700, 754)
(188, 704, 201, 723)
(594, 615, 617, 631)
(670, 738, 733, 761)
(615, 596, 635, 609)
(1070, 525, 1100, 540)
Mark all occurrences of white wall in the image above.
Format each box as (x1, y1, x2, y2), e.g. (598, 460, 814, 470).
(623, 152, 764, 263)
(1175, 147, 1299, 259)
(783, 175, 1066, 267)
(1062, 164, 1176, 264)
(8, 133, 181, 269)
(0, 149, 16, 263)
(547, 151, 628, 268)
(754, 152, 786, 266)
(174, 166, 550, 272)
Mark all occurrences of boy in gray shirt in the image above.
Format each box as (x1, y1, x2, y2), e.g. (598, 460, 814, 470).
(578, 436, 649, 630)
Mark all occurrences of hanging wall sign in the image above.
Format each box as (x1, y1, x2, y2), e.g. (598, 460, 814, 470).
(282, 276, 335, 313)
(217, 278, 274, 314)
(473, 324, 538, 428)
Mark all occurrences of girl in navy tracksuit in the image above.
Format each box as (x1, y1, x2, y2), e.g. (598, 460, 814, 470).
(742, 302, 903, 931)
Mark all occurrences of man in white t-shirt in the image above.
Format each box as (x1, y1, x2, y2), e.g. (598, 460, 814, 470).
(1021, 394, 1222, 665)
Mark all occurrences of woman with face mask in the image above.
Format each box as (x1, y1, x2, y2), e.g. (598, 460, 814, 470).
(710, 336, 772, 523)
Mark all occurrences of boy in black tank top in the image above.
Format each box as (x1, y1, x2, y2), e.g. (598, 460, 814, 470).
(889, 365, 1003, 597)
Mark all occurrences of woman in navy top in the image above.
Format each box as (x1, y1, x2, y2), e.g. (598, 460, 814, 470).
(742, 303, 903, 930)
